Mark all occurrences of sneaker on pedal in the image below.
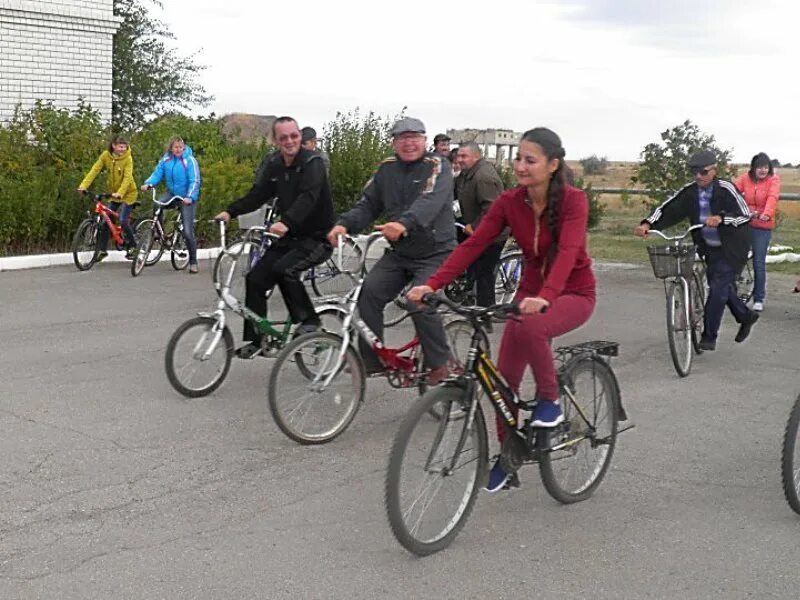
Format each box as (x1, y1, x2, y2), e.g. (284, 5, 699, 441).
(532, 400, 564, 428)
(485, 456, 509, 493)
(125, 247, 136, 260)
(293, 322, 320, 338)
(234, 342, 262, 360)
(96, 250, 108, 263)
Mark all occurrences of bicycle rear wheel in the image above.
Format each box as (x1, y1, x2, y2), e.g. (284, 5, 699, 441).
(165, 316, 234, 398)
(135, 219, 165, 266)
(310, 237, 363, 297)
(539, 356, 619, 504)
(666, 279, 693, 377)
(72, 218, 99, 271)
(782, 393, 800, 515)
(268, 331, 365, 445)
(171, 230, 190, 271)
(385, 385, 487, 556)
(495, 251, 524, 304)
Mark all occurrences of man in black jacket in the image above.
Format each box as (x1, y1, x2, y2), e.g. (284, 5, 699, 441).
(634, 150, 758, 351)
(214, 116, 335, 358)
(327, 117, 456, 384)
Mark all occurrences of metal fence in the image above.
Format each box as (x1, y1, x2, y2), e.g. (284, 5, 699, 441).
(594, 187, 800, 201)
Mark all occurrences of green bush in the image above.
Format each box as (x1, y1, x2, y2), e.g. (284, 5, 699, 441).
(579, 155, 609, 176)
(574, 177, 604, 230)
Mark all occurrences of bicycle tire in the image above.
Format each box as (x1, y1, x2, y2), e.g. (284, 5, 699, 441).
(690, 269, 706, 354)
(782, 393, 800, 515)
(495, 251, 524, 305)
(171, 230, 190, 271)
(310, 237, 363, 297)
(135, 219, 165, 266)
(539, 356, 619, 504)
(666, 279, 692, 377)
(72, 218, 99, 271)
(131, 224, 154, 277)
(736, 256, 754, 304)
(385, 384, 488, 556)
(165, 316, 234, 398)
(268, 331, 365, 445)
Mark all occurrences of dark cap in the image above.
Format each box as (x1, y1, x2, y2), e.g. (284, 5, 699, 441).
(390, 117, 426, 137)
(433, 133, 451, 144)
(687, 150, 716, 168)
(301, 127, 317, 143)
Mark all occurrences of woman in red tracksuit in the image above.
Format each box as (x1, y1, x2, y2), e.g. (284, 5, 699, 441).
(407, 127, 596, 492)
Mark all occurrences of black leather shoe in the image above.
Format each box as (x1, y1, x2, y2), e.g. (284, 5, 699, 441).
(698, 338, 716, 352)
(735, 311, 759, 343)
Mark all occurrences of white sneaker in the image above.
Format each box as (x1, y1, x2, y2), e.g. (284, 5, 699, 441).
(753, 302, 764, 312)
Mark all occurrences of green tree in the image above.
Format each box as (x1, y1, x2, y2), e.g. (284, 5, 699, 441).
(579, 154, 609, 176)
(112, 0, 212, 131)
(632, 119, 733, 207)
(322, 108, 401, 215)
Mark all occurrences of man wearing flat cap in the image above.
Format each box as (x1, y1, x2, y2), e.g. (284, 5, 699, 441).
(433, 133, 451, 158)
(634, 150, 757, 351)
(327, 117, 456, 385)
(301, 126, 330, 175)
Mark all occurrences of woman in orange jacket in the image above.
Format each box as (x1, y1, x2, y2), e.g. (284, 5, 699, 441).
(734, 152, 780, 311)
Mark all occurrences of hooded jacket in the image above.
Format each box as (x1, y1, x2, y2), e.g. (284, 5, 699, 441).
(79, 147, 138, 204)
(734, 173, 780, 231)
(143, 145, 201, 202)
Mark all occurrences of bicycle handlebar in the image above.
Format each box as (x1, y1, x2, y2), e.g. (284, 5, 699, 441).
(421, 292, 520, 320)
(152, 195, 185, 206)
(646, 223, 703, 242)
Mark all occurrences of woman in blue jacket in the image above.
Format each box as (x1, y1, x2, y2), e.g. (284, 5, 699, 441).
(141, 136, 202, 272)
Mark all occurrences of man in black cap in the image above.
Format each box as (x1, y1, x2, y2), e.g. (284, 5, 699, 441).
(634, 150, 757, 350)
(301, 126, 330, 174)
(327, 116, 456, 384)
(433, 133, 451, 157)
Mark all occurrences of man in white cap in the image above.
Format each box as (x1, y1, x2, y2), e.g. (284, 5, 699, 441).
(327, 117, 456, 384)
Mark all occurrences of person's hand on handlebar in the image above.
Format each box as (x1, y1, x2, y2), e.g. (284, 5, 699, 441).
(519, 296, 549, 314)
(633, 222, 651, 237)
(213, 211, 231, 223)
(407, 285, 434, 304)
(111, 192, 121, 199)
(77, 187, 87, 195)
(375, 221, 407, 242)
(140, 184, 152, 192)
(269, 221, 288, 237)
(327, 224, 347, 247)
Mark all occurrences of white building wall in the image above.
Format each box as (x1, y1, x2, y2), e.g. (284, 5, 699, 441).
(0, 0, 120, 123)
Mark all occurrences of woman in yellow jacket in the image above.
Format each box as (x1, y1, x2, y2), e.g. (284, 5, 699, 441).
(77, 136, 138, 260)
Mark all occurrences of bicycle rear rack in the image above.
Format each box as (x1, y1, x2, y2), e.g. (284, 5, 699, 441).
(554, 340, 619, 361)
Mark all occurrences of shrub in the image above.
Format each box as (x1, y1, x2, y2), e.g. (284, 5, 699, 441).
(579, 155, 609, 176)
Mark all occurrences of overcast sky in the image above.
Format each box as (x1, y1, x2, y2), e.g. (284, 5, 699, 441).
(159, 0, 799, 163)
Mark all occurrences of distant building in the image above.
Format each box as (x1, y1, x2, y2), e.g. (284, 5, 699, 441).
(0, 0, 121, 123)
(446, 127, 525, 164)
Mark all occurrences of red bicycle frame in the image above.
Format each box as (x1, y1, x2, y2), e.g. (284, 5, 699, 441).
(90, 196, 125, 246)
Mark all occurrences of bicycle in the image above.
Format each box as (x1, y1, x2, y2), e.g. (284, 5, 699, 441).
(384, 293, 628, 556)
(163, 221, 345, 398)
(72, 192, 141, 271)
(736, 249, 755, 304)
(643, 224, 706, 377)
(130, 187, 192, 276)
(782, 393, 800, 515)
(266, 232, 490, 445)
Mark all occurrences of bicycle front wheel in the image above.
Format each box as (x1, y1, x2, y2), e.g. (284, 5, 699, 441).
(135, 219, 164, 266)
(385, 385, 488, 556)
(170, 230, 190, 270)
(690, 269, 706, 354)
(72, 218, 99, 271)
(131, 223, 155, 277)
(781, 393, 800, 515)
(666, 279, 693, 377)
(165, 316, 234, 398)
(539, 356, 619, 504)
(495, 251, 524, 304)
(268, 331, 365, 445)
(310, 237, 363, 297)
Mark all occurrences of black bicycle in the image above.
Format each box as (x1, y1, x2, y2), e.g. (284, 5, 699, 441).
(781, 393, 800, 514)
(384, 294, 629, 556)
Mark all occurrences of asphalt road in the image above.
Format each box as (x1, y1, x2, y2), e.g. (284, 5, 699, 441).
(1, 260, 800, 599)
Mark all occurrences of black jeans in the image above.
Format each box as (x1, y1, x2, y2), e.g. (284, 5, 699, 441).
(242, 237, 332, 342)
(703, 249, 751, 342)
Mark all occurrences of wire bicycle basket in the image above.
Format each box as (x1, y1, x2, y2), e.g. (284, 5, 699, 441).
(646, 244, 696, 279)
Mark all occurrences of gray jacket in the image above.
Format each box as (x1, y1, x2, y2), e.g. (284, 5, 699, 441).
(338, 152, 456, 257)
(456, 158, 505, 238)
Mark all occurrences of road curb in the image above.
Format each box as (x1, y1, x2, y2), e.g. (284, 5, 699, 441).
(0, 248, 222, 272)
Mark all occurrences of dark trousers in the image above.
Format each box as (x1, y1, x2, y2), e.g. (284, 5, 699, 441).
(467, 241, 504, 307)
(357, 249, 451, 369)
(703, 251, 752, 342)
(243, 238, 331, 342)
(99, 201, 136, 249)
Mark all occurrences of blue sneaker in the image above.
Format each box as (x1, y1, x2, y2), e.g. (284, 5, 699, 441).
(532, 400, 564, 428)
(485, 457, 509, 493)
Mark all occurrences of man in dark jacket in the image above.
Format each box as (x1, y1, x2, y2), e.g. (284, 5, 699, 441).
(327, 117, 456, 384)
(634, 150, 758, 351)
(214, 116, 335, 358)
(455, 142, 506, 307)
